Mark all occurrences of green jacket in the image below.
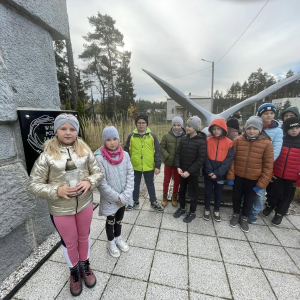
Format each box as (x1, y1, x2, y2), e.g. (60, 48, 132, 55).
(124, 128, 161, 172)
(280, 106, 300, 119)
(160, 128, 186, 166)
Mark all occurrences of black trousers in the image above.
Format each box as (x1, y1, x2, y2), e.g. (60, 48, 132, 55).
(232, 176, 257, 217)
(267, 177, 296, 215)
(179, 175, 199, 213)
(106, 206, 126, 241)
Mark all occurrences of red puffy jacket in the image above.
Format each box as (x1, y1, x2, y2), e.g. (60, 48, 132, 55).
(273, 133, 300, 186)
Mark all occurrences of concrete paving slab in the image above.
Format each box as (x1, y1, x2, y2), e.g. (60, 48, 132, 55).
(122, 209, 140, 224)
(135, 210, 163, 228)
(219, 238, 260, 267)
(225, 263, 276, 300)
(127, 225, 159, 250)
(141, 199, 164, 212)
(92, 209, 106, 221)
(145, 283, 188, 300)
(113, 246, 154, 281)
(163, 203, 178, 214)
(189, 257, 231, 299)
(90, 219, 106, 239)
(56, 271, 110, 300)
(285, 247, 300, 270)
(250, 214, 266, 226)
(270, 227, 300, 248)
(14, 261, 69, 300)
(156, 229, 187, 255)
(161, 213, 187, 232)
(188, 234, 222, 261)
(89, 240, 118, 273)
(49, 245, 65, 264)
(101, 276, 147, 300)
(214, 221, 247, 241)
(265, 270, 300, 300)
(251, 242, 300, 274)
(188, 216, 216, 236)
(216, 207, 233, 221)
(189, 292, 225, 300)
(98, 223, 133, 241)
(262, 213, 295, 229)
(246, 224, 280, 245)
(150, 251, 188, 290)
(286, 215, 300, 230)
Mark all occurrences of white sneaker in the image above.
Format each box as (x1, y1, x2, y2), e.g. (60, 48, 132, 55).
(107, 239, 120, 257)
(115, 236, 130, 252)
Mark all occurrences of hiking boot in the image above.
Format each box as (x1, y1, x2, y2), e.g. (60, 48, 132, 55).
(151, 201, 164, 212)
(240, 216, 249, 233)
(213, 210, 221, 222)
(162, 194, 168, 207)
(107, 239, 120, 258)
(70, 263, 82, 296)
(126, 201, 139, 211)
(262, 205, 273, 217)
(183, 212, 196, 223)
(272, 213, 283, 226)
(115, 236, 130, 252)
(230, 213, 240, 228)
(203, 209, 211, 221)
(79, 259, 96, 288)
(171, 194, 178, 207)
(173, 207, 186, 218)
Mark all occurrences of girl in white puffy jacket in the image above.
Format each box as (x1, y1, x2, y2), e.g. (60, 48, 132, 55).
(95, 126, 134, 257)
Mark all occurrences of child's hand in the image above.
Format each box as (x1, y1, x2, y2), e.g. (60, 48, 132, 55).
(182, 171, 190, 178)
(208, 173, 214, 177)
(57, 185, 78, 199)
(117, 198, 123, 206)
(76, 180, 91, 195)
(211, 174, 217, 179)
(177, 168, 183, 176)
(155, 168, 160, 175)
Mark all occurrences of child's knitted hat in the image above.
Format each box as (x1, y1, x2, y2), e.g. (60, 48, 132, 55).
(245, 116, 263, 132)
(187, 116, 201, 131)
(227, 118, 239, 130)
(257, 102, 276, 117)
(283, 117, 300, 133)
(135, 114, 148, 126)
(102, 126, 119, 144)
(172, 116, 183, 127)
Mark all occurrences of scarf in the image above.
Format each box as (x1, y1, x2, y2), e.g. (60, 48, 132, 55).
(172, 129, 183, 137)
(244, 132, 261, 141)
(100, 146, 124, 165)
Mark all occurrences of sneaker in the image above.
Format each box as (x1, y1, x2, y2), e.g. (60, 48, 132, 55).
(151, 201, 164, 212)
(107, 239, 120, 258)
(70, 263, 82, 296)
(173, 207, 186, 218)
(126, 201, 139, 211)
(79, 259, 96, 288)
(272, 213, 283, 226)
(248, 216, 258, 224)
(230, 213, 240, 228)
(262, 205, 273, 217)
(183, 212, 196, 223)
(213, 210, 221, 222)
(203, 209, 211, 221)
(115, 236, 130, 252)
(240, 216, 249, 233)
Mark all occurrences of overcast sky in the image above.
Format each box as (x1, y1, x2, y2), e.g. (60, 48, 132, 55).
(67, 0, 300, 102)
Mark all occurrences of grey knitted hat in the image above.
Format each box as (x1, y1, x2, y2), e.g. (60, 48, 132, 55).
(54, 114, 79, 134)
(187, 116, 201, 131)
(172, 116, 183, 127)
(102, 126, 120, 144)
(245, 116, 263, 132)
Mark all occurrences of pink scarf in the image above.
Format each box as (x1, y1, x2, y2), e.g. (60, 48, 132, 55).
(100, 146, 124, 165)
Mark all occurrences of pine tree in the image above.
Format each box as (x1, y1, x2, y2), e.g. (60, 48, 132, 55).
(76, 97, 86, 119)
(283, 100, 292, 110)
(65, 102, 71, 110)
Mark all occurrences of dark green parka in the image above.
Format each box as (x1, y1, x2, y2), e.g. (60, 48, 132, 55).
(160, 128, 186, 166)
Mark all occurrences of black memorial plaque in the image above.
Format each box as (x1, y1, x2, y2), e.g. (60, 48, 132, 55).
(17, 110, 78, 174)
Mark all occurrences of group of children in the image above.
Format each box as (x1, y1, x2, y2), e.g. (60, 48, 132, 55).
(28, 103, 300, 296)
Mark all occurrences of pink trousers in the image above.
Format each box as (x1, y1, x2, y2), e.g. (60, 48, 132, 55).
(51, 203, 93, 267)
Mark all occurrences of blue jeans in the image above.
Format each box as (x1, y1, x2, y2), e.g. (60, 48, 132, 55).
(204, 177, 224, 211)
(133, 170, 157, 203)
(249, 188, 266, 221)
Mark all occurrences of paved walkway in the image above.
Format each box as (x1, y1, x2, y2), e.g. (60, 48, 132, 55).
(13, 167, 300, 300)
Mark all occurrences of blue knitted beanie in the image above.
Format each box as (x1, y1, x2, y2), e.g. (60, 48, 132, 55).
(257, 102, 276, 117)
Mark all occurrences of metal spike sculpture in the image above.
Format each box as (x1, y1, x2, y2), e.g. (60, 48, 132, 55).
(143, 69, 300, 130)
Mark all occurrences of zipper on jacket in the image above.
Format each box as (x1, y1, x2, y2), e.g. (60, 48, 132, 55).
(243, 142, 253, 178)
(282, 140, 293, 178)
(215, 139, 220, 161)
(75, 196, 79, 214)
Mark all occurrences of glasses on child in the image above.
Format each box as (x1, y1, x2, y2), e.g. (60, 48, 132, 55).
(137, 122, 146, 125)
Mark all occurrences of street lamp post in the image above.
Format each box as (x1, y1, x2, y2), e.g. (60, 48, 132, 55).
(201, 59, 214, 113)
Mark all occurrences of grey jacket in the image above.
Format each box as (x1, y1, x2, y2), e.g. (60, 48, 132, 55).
(95, 147, 134, 216)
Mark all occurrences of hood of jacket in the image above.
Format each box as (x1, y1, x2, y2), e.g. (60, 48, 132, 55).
(281, 106, 300, 119)
(208, 119, 227, 137)
(133, 127, 151, 134)
(187, 131, 206, 140)
(168, 127, 186, 137)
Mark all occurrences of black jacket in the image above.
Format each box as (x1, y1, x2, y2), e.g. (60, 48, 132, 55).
(175, 131, 207, 175)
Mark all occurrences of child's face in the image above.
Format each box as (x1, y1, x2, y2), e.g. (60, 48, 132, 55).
(283, 112, 296, 121)
(56, 122, 77, 146)
(287, 126, 300, 137)
(105, 137, 119, 151)
(212, 125, 222, 137)
(245, 126, 260, 137)
(136, 120, 147, 132)
(261, 111, 275, 124)
(186, 124, 196, 135)
(172, 122, 182, 132)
